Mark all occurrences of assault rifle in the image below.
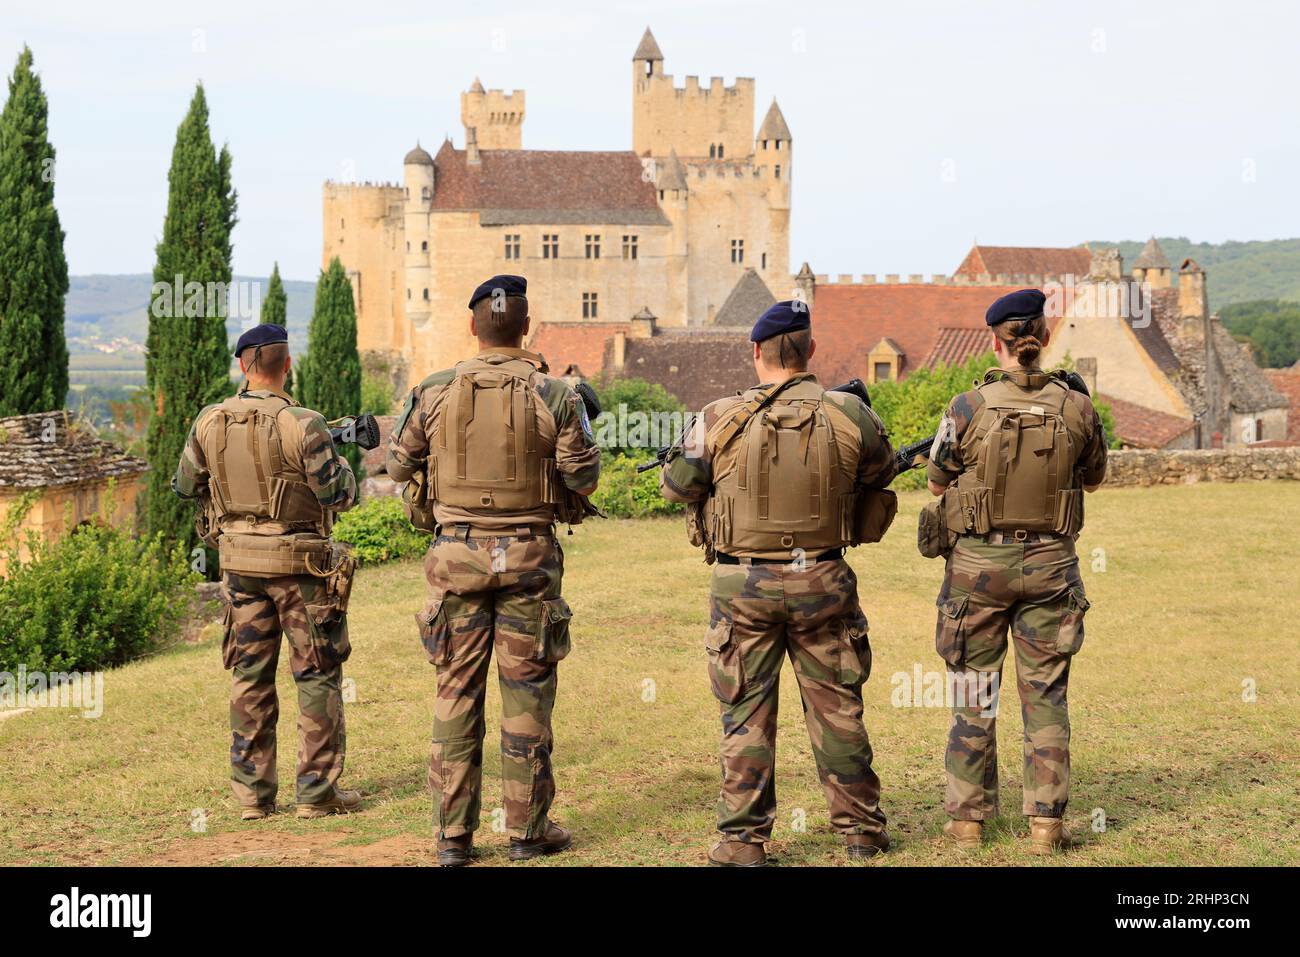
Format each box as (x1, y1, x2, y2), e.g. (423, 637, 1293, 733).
(635, 377, 878, 474)
(327, 413, 382, 451)
(891, 369, 1094, 473)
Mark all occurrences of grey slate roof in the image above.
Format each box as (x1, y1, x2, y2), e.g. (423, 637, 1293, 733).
(633, 27, 664, 61)
(712, 268, 776, 327)
(1133, 236, 1170, 270)
(758, 99, 792, 141)
(0, 412, 147, 490)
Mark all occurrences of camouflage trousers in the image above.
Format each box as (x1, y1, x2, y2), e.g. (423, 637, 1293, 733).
(935, 536, 1090, 820)
(417, 531, 571, 841)
(220, 572, 351, 808)
(706, 557, 886, 843)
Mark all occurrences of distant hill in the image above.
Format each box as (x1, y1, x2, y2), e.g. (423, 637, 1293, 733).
(65, 274, 316, 353)
(1088, 237, 1300, 311)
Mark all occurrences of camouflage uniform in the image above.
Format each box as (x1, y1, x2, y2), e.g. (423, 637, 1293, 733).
(174, 388, 357, 808)
(386, 347, 600, 841)
(927, 375, 1107, 820)
(661, 374, 897, 843)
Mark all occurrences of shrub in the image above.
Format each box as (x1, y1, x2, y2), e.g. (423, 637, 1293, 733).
(590, 454, 684, 519)
(591, 377, 688, 459)
(332, 495, 430, 564)
(0, 490, 199, 673)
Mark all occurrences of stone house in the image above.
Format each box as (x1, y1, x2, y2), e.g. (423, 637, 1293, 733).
(0, 412, 148, 573)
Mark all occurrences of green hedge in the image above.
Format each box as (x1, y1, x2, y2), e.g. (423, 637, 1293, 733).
(0, 491, 198, 673)
(590, 454, 684, 519)
(332, 495, 431, 564)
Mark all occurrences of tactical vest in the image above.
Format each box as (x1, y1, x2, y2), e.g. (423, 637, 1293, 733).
(428, 355, 557, 512)
(950, 369, 1085, 536)
(707, 378, 858, 553)
(199, 391, 331, 575)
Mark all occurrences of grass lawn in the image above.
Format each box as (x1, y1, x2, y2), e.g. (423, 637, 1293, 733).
(2, 482, 1298, 867)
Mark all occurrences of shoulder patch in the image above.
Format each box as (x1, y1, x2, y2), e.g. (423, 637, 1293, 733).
(419, 367, 458, 390)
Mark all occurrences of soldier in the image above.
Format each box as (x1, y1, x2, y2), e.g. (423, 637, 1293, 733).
(386, 275, 601, 867)
(173, 324, 362, 821)
(660, 301, 898, 867)
(926, 289, 1107, 854)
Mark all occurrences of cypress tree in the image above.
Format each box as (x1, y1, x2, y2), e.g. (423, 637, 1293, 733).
(298, 257, 362, 478)
(260, 262, 292, 394)
(0, 46, 69, 415)
(144, 84, 238, 548)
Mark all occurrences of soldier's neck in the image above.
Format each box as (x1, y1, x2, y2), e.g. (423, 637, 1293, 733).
(245, 378, 288, 394)
(757, 365, 808, 387)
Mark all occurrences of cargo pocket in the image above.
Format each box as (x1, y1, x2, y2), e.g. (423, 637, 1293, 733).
(837, 611, 872, 686)
(417, 598, 453, 667)
(219, 604, 239, 670)
(1055, 586, 1090, 655)
(306, 602, 352, 669)
(935, 594, 970, 668)
(535, 598, 573, 663)
(704, 619, 745, 704)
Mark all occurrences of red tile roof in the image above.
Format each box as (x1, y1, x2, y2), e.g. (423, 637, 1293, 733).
(431, 140, 668, 225)
(1264, 370, 1300, 442)
(529, 321, 631, 379)
(809, 283, 1021, 386)
(953, 245, 1092, 279)
(926, 326, 994, 369)
(1097, 393, 1196, 449)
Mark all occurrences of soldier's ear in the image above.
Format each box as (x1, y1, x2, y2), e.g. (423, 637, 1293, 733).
(238, 355, 248, 374)
(807, 337, 817, 362)
(991, 333, 1004, 355)
(284, 354, 293, 373)
(469, 312, 478, 339)
(522, 316, 531, 340)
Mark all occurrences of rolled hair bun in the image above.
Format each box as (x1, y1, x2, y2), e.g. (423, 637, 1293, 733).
(997, 314, 1048, 367)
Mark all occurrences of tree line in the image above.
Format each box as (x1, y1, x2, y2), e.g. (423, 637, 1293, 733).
(0, 46, 364, 556)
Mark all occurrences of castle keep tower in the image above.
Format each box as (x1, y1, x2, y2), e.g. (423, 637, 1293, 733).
(403, 143, 434, 329)
(461, 78, 524, 150)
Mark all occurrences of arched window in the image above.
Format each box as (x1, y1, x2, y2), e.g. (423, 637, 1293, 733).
(709, 144, 716, 159)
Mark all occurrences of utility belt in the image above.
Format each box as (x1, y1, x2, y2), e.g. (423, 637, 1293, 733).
(716, 548, 844, 566)
(964, 530, 1063, 545)
(219, 532, 358, 621)
(435, 523, 556, 542)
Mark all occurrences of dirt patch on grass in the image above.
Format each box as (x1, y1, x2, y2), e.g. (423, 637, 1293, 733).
(133, 828, 438, 867)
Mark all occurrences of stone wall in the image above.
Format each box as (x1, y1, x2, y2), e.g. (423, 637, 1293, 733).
(1103, 447, 1300, 487)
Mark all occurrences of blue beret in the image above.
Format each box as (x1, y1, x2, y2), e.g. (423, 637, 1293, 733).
(468, 274, 527, 310)
(233, 323, 288, 356)
(986, 288, 1046, 327)
(750, 299, 811, 343)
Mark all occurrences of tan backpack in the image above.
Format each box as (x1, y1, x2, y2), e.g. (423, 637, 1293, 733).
(953, 370, 1083, 535)
(201, 391, 325, 533)
(430, 356, 550, 511)
(708, 379, 858, 553)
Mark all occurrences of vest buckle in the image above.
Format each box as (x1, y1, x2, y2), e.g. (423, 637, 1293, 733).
(1013, 529, 1029, 542)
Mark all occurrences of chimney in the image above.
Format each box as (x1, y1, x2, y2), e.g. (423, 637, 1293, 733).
(794, 262, 815, 310)
(630, 306, 657, 338)
(613, 330, 626, 372)
(466, 127, 481, 165)
(1076, 357, 1098, 397)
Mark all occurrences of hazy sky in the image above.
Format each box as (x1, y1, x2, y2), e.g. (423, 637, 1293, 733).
(4, 0, 1297, 282)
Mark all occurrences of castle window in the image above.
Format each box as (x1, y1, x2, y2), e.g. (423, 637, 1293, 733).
(406, 241, 410, 252)
(762, 139, 768, 150)
(585, 234, 601, 259)
(731, 239, 744, 264)
(543, 234, 559, 259)
(421, 240, 428, 252)
(423, 288, 429, 301)
(761, 253, 767, 270)
(874, 362, 893, 382)
(504, 234, 521, 260)
(776, 141, 782, 151)
(582, 292, 598, 319)
(421, 186, 431, 202)
(622, 235, 638, 260)
(658, 190, 664, 201)
(718, 144, 725, 159)
(775, 165, 781, 179)
(709, 144, 716, 159)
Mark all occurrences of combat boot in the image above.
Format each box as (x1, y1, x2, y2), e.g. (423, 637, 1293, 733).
(943, 819, 983, 850)
(1029, 816, 1076, 855)
(845, 830, 891, 860)
(437, 834, 474, 867)
(708, 839, 767, 867)
(508, 820, 573, 861)
(241, 804, 276, 821)
(296, 787, 363, 819)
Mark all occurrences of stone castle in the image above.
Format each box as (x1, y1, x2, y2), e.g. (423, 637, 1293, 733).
(323, 27, 792, 390)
